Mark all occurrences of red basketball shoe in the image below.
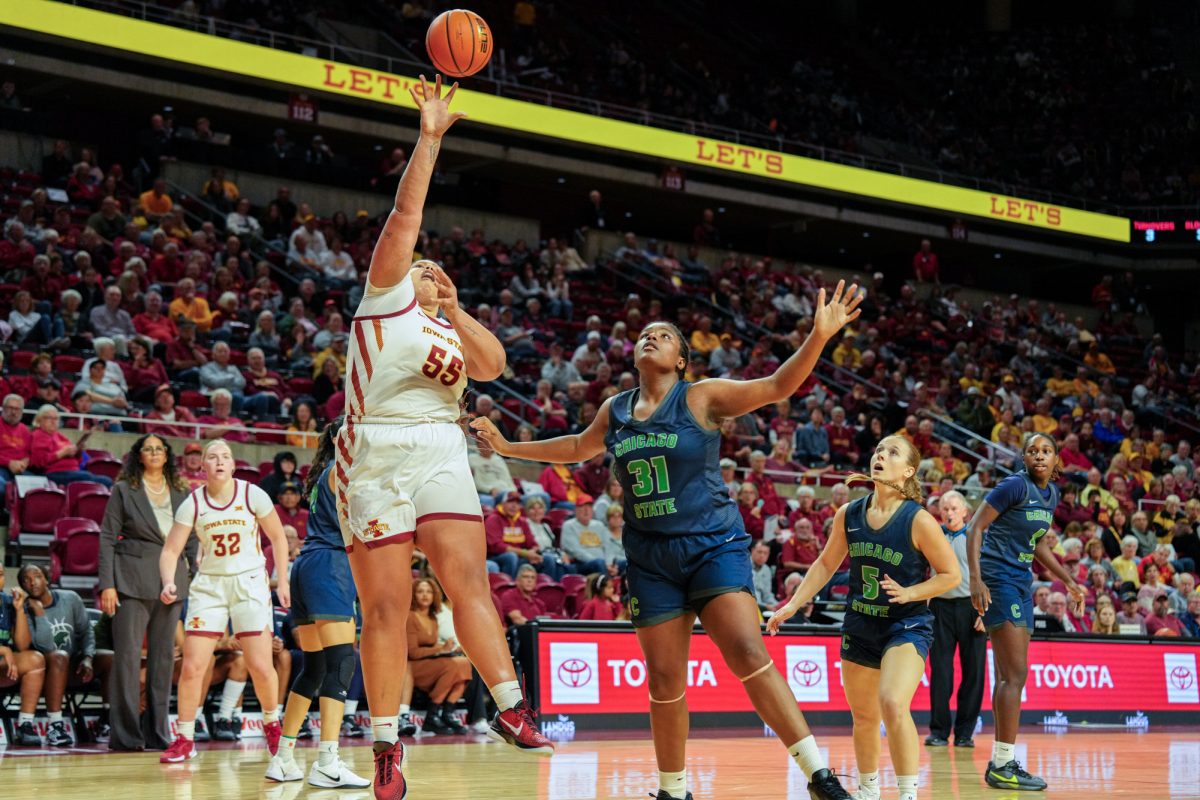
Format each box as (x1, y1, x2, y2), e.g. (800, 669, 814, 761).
(159, 735, 197, 763)
(263, 720, 282, 756)
(486, 700, 554, 753)
(372, 740, 408, 800)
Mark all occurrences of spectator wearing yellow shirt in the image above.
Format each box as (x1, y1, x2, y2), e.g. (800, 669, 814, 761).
(312, 332, 348, 378)
(831, 331, 862, 369)
(200, 167, 239, 205)
(688, 315, 721, 357)
(958, 363, 984, 394)
(1111, 535, 1142, 587)
(137, 178, 173, 222)
(1030, 397, 1058, 434)
(1072, 366, 1100, 398)
(1083, 342, 1116, 375)
(1045, 364, 1074, 398)
(168, 277, 215, 333)
(1153, 495, 1185, 543)
(990, 408, 1021, 443)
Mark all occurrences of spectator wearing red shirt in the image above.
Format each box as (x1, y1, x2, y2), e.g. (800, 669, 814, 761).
(768, 399, 799, 448)
(573, 452, 609, 498)
(825, 405, 859, 467)
(912, 238, 940, 283)
(746, 451, 787, 517)
(787, 486, 822, 531)
(20, 255, 66, 307)
(165, 319, 209, 380)
(780, 517, 823, 579)
(0, 394, 33, 498)
(149, 242, 184, 285)
(736, 482, 765, 541)
(500, 565, 546, 626)
(1059, 432, 1094, 477)
(1145, 591, 1186, 636)
(132, 291, 178, 344)
(273, 482, 309, 540)
(0, 222, 36, 271)
(1054, 485, 1094, 530)
(178, 442, 206, 490)
(195, 389, 249, 443)
(242, 347, 291, 412)
(538, 464, 583, 509)
(578, 575, 624, 620)
(124, 337, 169, 403)
(143, 385, 198, 439)
(485, 492, 541, 578)
(29, 405, 111, 487)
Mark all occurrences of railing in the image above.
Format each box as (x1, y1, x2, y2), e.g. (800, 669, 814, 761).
(47, 0, 1199, 218)
(924, 411, 1018, 477)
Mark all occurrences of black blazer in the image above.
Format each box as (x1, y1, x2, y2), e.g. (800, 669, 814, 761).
(99, 480, 198, 601)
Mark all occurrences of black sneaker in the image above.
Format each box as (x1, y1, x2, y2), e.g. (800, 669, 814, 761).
(440, 704, 468, 734)
(232, 716, 244, 740)
(652, 792, 693, 800)
(808, 768, 854, 800)
(398, 712, 417, 737)
(954, 737, 975, 748)
(95, 722, 111, 743)
(297, 717, 314, 740)
(985, 759, 1047, 791)
(15, 720, 42, 746)
(924, 734, 949, 746)
(341, 714, 367, 738)
(420, 707, 452, 735)
(46, 720, 74, 747)
(212, 717, 238, 742)
(194, 716, 211, 742)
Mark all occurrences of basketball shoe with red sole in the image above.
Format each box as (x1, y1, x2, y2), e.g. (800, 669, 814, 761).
(159, 735, 197, 763)
(263, 720, 282, 756)
(372, 740, 409, 800)
(486, 701, 554, 754)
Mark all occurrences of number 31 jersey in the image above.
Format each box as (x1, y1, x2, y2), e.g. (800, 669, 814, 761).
(344, 277, 466, 423)
(175, 480, 275, 576)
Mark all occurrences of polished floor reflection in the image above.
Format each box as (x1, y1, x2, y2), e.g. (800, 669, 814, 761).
(1, 729, 1197, 799)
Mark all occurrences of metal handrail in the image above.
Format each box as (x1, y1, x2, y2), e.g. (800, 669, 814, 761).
(49, 0, 1199, 218)
(924, 411, 1018, 476)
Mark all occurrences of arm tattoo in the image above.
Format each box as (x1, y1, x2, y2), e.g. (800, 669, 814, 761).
(427, 139, 440, 161)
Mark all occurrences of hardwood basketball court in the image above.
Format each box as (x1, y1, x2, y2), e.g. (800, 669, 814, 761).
(2, 728, 1197, 799)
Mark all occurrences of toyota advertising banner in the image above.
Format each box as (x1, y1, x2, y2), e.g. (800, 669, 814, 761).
(533, 627, 1200, 726)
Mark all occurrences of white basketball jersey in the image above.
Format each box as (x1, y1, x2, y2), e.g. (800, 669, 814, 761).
(174, 480, 275, 576)
(344, 277, 467, 423)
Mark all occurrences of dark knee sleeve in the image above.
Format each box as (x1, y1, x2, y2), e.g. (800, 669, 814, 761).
(320, 643, 355, 701)
(289, 650, 327, 699)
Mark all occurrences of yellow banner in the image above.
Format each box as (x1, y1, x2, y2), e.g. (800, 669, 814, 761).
(2, 0, 1130, 242)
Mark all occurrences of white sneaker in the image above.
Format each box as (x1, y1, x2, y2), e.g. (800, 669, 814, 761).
(265, 754, 304, 782)
(308, 759, 371, 788)
(469, 719, 491, 733)
(853, 789, 881, 800)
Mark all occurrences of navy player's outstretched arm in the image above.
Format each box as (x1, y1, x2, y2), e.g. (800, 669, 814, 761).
(767, 506, 851, 634)
(470, 398, 612, 464)
(690, 281, 862, 424)
(965, 502, 1001, 615)
(880, 509, 961, 604)
(368, 74, 467, 290)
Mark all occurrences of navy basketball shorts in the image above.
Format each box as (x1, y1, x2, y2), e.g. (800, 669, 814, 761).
(980, 567, 1034, 631)
(840, 610, 935, 669)
(290, 548, 357, 625)
(622, 528, 754, 628)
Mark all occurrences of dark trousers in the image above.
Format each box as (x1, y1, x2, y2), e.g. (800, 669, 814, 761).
(110, 595, 183, 751)
(928, 596, 986, 742)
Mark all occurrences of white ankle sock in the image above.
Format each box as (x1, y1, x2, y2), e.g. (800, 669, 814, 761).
(280, 736, 297, 759)
(48, 711, 63, 724)
(177, 719, 195, 740)
(858, 770, 880, 798)
(897, 773, 918, 800)
(398, 704, 410, 715)
(992, 740, 1015, 765)
(658, 769, 686, 798)
(218, 680, 246, 719)
(372, 715, 399, 745)
(19, 712, 34, 725)
(344, 700, 359, 716)
(489, 680, 522, 712)
(318, 739, 338, 767)
(262, 707, 279, 724)
(787, 735, 825, 779)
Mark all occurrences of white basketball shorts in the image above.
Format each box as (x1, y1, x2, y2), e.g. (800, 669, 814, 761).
(183, 569, 272, 638)
(334, 419, 483, 551)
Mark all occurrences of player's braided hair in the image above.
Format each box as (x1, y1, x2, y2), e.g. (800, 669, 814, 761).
(844, 435, 925, 504)
(304, 417, 343, 500)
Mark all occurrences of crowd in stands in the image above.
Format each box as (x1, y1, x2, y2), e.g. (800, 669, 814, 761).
(127, 1, 1200, 207)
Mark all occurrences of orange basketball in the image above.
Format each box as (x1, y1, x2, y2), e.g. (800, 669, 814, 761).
(426, 9, 492, 78)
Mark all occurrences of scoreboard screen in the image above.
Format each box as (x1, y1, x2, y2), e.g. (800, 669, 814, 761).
(1131, 218, 1200, 244)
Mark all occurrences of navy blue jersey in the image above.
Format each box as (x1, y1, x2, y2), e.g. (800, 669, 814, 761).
(980, 472, 1058, 580)
(300, 465, 343, 553)
(844, 494, 929, 620)
(604, 381, 742, 537)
